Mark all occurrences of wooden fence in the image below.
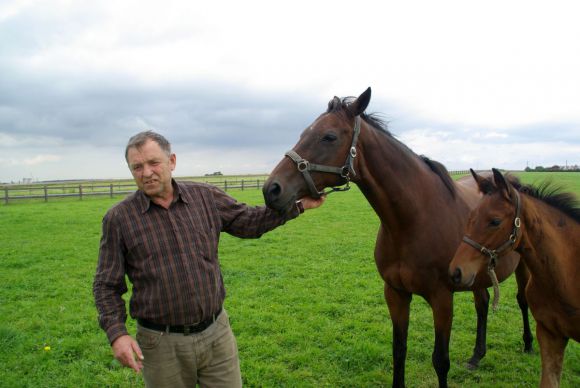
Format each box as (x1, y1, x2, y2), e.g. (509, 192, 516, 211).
(1, 171, 471, 204)
(1, 178, 267, 204)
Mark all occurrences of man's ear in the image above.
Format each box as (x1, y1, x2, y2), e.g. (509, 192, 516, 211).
(170, 154, 176, 171)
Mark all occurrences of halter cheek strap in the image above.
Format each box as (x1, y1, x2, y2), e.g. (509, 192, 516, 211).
(284, 116, 361, 199)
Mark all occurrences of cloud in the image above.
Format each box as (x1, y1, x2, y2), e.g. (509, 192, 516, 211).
(23, 154, 62, 166)
(0, 0, 579, 182)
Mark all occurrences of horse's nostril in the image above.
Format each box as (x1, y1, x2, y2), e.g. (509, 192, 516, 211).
(268, 182, 281, 198)
(451, 268, 462, 285)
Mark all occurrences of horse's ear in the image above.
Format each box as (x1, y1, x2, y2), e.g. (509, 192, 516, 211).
(492, 168, 513, 199)
(327, 96, 342, 112)
(347, 87, 372, 116)
(471, 168, 494, 194)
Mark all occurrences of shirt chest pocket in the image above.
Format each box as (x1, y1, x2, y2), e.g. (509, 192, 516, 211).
(190, 228, 218, 262)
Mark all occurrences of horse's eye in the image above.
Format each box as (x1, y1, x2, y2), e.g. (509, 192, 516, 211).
(321, 134, 337, 142)
(489, 218, 502, 227)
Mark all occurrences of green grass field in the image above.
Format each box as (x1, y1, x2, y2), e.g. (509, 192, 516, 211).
(0, 172, 578, 387)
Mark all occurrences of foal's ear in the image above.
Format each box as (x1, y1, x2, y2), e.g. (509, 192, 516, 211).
(471, 168, 494, 194)
(492, 168, 513, 199)
(347, 87, 372, 117)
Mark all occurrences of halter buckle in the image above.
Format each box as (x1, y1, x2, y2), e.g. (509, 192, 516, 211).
(297, 160, 309, 172)
(514, 217, 521, 228)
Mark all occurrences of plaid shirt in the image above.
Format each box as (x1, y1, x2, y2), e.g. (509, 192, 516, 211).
(93, 180, 299, 344)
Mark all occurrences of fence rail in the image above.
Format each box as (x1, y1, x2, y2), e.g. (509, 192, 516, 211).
(1, 178, 267, 204)
(1, 171, 472, 204)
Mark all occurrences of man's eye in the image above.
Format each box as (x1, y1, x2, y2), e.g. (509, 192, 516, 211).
(321, 134, 337, 142)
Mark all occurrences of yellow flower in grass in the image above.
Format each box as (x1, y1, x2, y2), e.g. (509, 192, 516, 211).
(44, 345, 51, 352)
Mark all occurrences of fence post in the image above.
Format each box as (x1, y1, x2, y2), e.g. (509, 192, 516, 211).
(4, 187, 8, 204)
(224, 180, 228, 191)
(241, 179, 245, 191)
(44, 185, 48, 202)
(110, 183, 113, 198)
(257, 179, 260, 190)
(79, 185, 83, 200)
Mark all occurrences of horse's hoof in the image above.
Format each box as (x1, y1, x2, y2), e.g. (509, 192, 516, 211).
(466, 360, 479, 370)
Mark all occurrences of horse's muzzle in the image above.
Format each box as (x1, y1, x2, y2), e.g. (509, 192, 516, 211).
(262, 179, 295, 213)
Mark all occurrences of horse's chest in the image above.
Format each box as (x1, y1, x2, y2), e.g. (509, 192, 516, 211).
(382, 262, 434, 294)
(374, 227, 444, 294)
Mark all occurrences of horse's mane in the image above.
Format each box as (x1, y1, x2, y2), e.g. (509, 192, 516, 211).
(328, 96, 456, 198)
(420, 156, 456, 198)
(510, 177, 580, 224)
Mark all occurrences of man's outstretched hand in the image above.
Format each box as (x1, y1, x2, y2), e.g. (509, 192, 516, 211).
(299, 195, 326, 211)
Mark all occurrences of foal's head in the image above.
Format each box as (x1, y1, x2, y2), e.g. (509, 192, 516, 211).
(263, 87, 372, 213)
(449, 168, 520, 287)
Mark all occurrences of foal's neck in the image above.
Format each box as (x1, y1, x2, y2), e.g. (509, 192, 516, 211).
(516, 194, 577, 279)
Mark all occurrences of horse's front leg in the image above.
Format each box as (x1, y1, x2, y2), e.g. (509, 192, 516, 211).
(429, 290, 453, 388)
(468, 288, 489, 369)
(384, 283, 412, 388)
(515, 261, 533, 353)
(536, 321, 568, 388)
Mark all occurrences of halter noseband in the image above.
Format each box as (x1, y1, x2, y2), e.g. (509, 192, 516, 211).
(462, 189, 522, 269)
(284, 116, 361, 199)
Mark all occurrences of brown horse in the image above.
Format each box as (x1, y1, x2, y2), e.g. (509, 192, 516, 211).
(262, 88, 532, 387)
(449, 168, 580, 387)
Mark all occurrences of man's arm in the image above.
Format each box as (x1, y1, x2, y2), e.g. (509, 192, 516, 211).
(93, 210, 130, 345)
(210, 186, 325, 238)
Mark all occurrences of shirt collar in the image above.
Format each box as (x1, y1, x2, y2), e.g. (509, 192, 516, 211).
(137, 179, 188, 213)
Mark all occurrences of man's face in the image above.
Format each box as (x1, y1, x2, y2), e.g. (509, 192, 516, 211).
(126, 139, 176, 200)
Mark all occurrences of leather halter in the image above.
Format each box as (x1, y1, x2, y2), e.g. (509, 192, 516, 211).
(462, 189, 522, 269)
(284, 116, 361, 199)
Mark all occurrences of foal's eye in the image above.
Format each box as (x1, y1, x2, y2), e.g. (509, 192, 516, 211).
(321, 133, 337, 142)
(489, 218, 502, 227)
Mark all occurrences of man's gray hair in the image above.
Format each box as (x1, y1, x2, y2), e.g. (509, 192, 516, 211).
(125, 130, 172, 161)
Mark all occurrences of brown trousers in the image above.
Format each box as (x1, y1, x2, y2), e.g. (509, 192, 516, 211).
(136, 309, 242, 388)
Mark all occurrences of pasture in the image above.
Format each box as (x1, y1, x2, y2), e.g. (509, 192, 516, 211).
(0, 172, 578, 387)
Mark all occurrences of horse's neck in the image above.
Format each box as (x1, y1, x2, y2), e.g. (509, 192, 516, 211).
(517, 194, 578, 282)
(353, 126, 464, 230)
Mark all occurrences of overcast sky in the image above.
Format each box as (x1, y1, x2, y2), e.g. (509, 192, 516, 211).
(1, 0, 579, 183)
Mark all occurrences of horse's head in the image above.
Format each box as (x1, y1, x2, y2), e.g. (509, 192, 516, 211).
(449, 168, 521, 287)
(263, 87, 371, 213)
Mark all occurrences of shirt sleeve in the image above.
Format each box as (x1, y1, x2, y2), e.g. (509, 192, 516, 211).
(93, 209, 129, 345)
(209, 185, 300, 238)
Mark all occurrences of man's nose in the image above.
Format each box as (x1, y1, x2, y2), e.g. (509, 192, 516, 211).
(142, 164, 154, 177)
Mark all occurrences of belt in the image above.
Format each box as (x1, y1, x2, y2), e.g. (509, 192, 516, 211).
(138, 308, 222, 335)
